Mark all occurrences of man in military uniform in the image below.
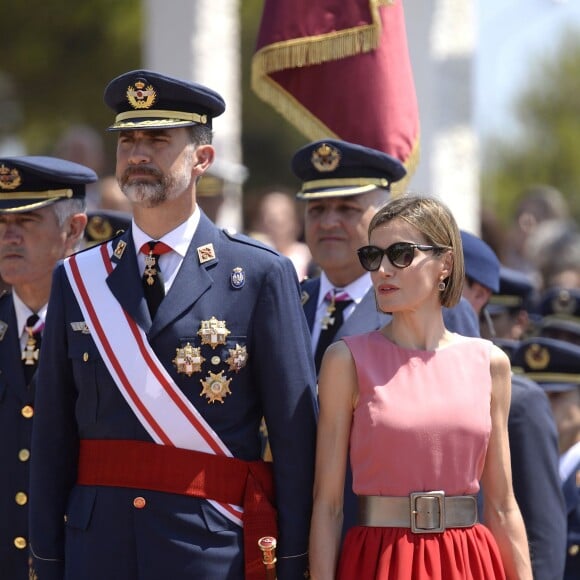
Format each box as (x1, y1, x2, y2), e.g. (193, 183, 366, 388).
(513, 337, 580, 580)
(462, 233, 566, 580)
(0, 156, 94, 578)
(29, 70, 318, 580)
(291, 138, 481, 537)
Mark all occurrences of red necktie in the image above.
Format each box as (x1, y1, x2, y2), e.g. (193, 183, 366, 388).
(140, 241, 172, 318)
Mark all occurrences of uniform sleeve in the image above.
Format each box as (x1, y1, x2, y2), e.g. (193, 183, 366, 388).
(509, 378, 567, 580)
(29, 264, 79, 580)
(252, 255, 318, 580)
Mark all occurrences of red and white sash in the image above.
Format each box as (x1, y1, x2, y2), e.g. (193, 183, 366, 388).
(64, 242, 243, 526)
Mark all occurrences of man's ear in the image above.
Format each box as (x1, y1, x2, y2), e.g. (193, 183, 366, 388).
(193, 145, 215, 176)
(65, 213, 88, 255)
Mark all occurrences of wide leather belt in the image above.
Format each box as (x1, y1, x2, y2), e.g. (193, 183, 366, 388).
(358, 491, 478, 533)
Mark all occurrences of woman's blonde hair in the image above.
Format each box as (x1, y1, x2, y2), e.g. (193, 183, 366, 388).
(368, 194, 464, 307)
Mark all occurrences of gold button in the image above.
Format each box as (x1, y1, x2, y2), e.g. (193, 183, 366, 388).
(15, 492, 28, 506)
(133, 496, 146, 509)
(18, 449, 30, 462)
(569, 544, 580, 557)
(21, 405, 34, 418)
(211, 356, 221, 365)
(83, 352, 89, 362)
(64, 514, 68, 523)
(14, 536, 27, 550)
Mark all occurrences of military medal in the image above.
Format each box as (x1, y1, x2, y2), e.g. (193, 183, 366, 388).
(198, 317, 231, 348)
(230, 267, 245, 289)
(226, 344, 248, 373)
(22, 333, 40, 366)
(200, 371, 232, 404)
(143, 251, 159, 286)
(173, 343, 205, 376)
(320, 299, 337, 330)
(197, 243, 216, 264)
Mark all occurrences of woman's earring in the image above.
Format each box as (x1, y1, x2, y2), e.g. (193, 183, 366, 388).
(438, 280, 447, 292)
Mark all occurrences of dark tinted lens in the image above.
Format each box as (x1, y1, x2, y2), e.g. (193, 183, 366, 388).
(386, 243, 415, 268)
(358, 246, 383, 271)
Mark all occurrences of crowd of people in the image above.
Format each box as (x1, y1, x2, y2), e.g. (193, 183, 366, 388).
(0, 68, 578, 580)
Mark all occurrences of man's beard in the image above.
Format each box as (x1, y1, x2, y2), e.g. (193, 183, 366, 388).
(119, 161, 194, 208)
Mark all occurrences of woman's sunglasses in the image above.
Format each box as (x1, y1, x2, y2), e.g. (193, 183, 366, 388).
(357, 242, 449, 271)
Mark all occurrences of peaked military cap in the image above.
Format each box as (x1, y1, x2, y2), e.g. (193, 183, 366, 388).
(104, 69, 226, 131)
(84, 209, 132, 247)
(460, 230, 500, 293)
(487, 266, 536, 315)
(0, 155, 97, 213)
(535, 286, 580, 342)
(291, 139, 406, 200)
(512, 336, 580, 393)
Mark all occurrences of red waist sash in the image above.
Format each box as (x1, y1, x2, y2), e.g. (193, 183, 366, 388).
(77, 439, 277, 580)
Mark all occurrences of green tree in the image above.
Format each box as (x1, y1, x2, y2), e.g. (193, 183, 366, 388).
(482, 26, 580, 224)
(0, 0, 141, 172)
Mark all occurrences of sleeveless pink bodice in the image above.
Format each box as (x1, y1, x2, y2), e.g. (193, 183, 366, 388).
(344, 332, 493, 497)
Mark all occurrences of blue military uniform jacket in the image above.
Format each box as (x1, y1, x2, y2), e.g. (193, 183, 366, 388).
(301, 277, 480, 535)
(509, 375, 566, 580)
(29, 212, 318, 580)
(0, 291, 34, 579)
(563, 456, 580, 580)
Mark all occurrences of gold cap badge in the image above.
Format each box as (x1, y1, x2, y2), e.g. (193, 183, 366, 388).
(126, 80, 157, 110)
(524, 343, 550, 371)
(0, 164, 22, 190)
(311, 143, 341, 173)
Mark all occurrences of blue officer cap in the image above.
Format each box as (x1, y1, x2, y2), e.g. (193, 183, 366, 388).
(460, 230, 500, 293)
(104, 70, 226, 131)
(291, 139, 406, 200)
(512, 336, 580, 393)
(0, 155, 97, 213)
(84, 209, 132, 247)
(536, 287, 580, 342)
(487, 266, 536, 315)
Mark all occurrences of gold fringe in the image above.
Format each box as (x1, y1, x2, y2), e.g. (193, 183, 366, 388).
(252, 0, 384, 78)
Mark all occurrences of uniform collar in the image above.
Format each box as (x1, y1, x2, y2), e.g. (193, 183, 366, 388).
(318, 271, 371, 307)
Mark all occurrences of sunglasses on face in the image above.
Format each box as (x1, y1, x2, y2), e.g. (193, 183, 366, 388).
(357, 242, 449, 271)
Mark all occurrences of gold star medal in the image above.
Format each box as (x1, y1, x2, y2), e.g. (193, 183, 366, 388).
(198, 317, 231, 349)
(173, 343, 205, 376)
(226, 344, 248, 373)
(200, 371, 232, 404)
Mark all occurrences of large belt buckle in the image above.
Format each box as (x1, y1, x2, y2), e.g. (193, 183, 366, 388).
(410, 490, 445, 533)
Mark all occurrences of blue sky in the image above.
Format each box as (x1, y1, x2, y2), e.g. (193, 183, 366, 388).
(475, 0, 580, 139)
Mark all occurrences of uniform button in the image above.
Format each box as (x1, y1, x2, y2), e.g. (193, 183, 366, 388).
(14, 537, 27, 550)
(21, 405, 34, 418)
(15, 492, 28, 506)
(83, 352, 89, 362)
(18, 449, 30, 462)
(569, 544, 579, 557)
(133, 496, 146, 509)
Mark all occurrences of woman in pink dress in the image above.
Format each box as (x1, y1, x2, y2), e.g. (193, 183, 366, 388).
(309, 195, 533, 580)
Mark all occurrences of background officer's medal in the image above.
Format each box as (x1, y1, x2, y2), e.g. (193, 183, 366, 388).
(22, 334, 40, 366)
(173, 343, 205, 376)
(226, 344, 248, 372)
(126, 79, 157, 109)
(200, 370, 232, 403)
(198, 317, 230, 348)
(320, 300, 337, 330)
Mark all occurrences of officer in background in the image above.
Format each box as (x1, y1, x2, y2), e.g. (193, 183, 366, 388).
(28, 70, 317, 580)
(462, 230, 567, 580)
(291, 139, 481, 538)
(480, 265, 537, 359)
(0, 156, 93, 578)
(513, 337, 580, 580)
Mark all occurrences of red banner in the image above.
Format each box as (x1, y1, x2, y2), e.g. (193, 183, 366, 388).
(252, 0, 420, 191)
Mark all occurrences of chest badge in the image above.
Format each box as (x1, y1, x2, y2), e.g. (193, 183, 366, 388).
(0, 320, 7, 341)
(173, 343, 205, 376)
(200, 370, 232, 404)
(198, 317, 231, 349)
(226, 343, 248, 372)
(230, 267, 245, 289)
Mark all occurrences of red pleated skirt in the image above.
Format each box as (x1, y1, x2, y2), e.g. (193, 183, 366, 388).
(337, 524, 506, 580)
